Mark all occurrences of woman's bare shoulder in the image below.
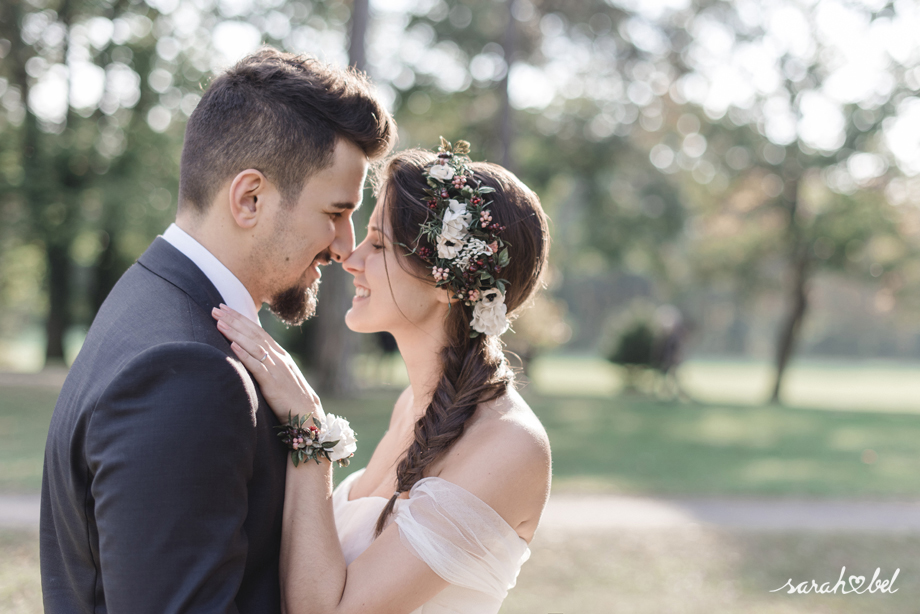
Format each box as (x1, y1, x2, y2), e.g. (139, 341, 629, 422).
(474, 387, 550, 458)
(435, 387, 551, 541)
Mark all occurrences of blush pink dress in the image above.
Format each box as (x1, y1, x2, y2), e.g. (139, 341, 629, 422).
(332, 468, 532, 613)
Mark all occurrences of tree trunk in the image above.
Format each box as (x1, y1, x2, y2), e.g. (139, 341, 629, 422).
(92, 230, 119, 314)
(769, 245, 810, 403)
(313, 0, 371, 396)
(498, 0, 517, 169)
(769, 174, 807, 404)
(349, 0, 369, 73)
(44, 243, 71, 364)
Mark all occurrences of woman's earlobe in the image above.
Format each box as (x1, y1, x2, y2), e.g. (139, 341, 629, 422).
(435, 288, 456, 305)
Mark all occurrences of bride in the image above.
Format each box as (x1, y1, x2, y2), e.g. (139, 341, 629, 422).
(212, 140, 551, 613)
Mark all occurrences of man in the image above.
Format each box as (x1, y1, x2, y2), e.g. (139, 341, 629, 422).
(40, 48, 396, 613)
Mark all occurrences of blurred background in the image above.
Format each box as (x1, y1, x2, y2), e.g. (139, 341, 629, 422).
(4, 0, 920, 612)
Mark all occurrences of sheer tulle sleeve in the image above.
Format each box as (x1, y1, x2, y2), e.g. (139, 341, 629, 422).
(393, 477, 531, 600)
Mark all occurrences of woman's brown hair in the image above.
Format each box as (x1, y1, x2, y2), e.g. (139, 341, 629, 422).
(373, 149, 550, 537)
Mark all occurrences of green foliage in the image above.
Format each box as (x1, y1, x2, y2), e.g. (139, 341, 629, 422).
(608, 321, 655, 368)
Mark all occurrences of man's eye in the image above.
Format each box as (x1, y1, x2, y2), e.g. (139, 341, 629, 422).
(328, 211, 342, 219)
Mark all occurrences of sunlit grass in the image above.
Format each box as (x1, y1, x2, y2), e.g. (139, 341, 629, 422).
(6, 353, 920, 497)
(528, 354, 920, 413)
(501, 528, 919, 614)
(4, 526, 916, 614)
(0, 388, 58, 492)
(0, 531, 41, 614)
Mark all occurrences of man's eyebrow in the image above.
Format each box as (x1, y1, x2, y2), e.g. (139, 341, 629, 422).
(331, 201, 360, 211)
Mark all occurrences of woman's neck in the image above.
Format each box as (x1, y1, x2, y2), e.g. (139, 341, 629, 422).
(391, 326, 447, 421)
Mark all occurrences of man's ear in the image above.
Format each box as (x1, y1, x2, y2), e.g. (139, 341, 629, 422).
(228, 169, 273, 229)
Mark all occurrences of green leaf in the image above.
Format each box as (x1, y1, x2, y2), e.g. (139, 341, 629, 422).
(313, 416, 322, 429)
(498, 248, 510, 267)
(478, 186, 495, 194)
(322, 440, 338, 448)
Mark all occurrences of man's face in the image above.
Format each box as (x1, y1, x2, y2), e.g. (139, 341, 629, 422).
(258, 139, 368, 325)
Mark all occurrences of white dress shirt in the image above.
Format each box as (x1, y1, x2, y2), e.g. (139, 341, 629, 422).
(162, 223, 262, 326)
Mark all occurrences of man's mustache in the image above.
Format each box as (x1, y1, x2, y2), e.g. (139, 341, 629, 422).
(313, 251, 333, 266)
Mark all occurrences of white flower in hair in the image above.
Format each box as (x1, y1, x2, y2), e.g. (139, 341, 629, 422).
(320, 413, 358, 462)
(457, 238, 493, 269)
(470, 288, 509, 336)
(436, 200, 472, 259)
(443, 199, 471, 225)
(429, 163, 455, 182)
(437, 233, 465, 259)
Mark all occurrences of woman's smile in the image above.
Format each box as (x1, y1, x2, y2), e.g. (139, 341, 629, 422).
(353, 283, 371, 302)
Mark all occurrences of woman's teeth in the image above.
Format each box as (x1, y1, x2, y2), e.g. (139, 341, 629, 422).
(356, 287, 370, 298)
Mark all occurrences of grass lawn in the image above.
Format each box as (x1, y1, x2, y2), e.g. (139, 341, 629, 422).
(4, 526, 916, 614)
(501, 527, 918, 614)
(0, 388, 59, 493)
(537, 394, 920, 498)
(4, 370, 920, 497)
(5, 355, 920, 612)
(0, 531, 41, 614)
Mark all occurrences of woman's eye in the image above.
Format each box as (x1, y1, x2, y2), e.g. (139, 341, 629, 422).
(371, 243, 384, 250)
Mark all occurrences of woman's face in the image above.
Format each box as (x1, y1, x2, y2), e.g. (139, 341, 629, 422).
(342, 193, 448, 337)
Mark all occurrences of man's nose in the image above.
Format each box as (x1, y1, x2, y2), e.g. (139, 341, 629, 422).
(330, 217, 356, 263)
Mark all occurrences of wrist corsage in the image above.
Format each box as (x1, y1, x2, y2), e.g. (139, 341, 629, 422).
(275, 412, 357, 467)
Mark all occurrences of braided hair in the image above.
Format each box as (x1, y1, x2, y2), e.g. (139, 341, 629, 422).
(373, 149, 550, 537)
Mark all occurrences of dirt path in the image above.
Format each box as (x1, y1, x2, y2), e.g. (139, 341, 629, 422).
(7, 493, 920, 532)
(540, 494, 920, 532)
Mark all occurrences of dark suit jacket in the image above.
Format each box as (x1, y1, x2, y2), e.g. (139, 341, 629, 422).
(40, 237, 287, 614)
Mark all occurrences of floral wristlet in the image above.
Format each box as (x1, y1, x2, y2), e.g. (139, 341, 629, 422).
(275, 412, 357, 467)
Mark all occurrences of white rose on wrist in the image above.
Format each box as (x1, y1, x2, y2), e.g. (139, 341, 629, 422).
(470, 289, 509, 336)
(320, 414, 357, 462)
(429, 163, 455, 182)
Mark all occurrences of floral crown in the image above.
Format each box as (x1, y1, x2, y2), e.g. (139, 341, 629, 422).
(406, 137, 511, 338)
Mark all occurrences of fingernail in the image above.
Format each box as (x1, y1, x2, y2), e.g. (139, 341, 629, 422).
(217, 320, 229, 330)
(212, 307, 221, 318)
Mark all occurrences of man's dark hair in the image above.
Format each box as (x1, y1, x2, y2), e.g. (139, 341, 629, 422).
(179, 47, 396, 213)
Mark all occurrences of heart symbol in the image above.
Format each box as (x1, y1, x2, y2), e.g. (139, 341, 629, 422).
(848, 575, 866, 592)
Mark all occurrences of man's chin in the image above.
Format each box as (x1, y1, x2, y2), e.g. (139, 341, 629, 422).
(268, 280, 320, 326)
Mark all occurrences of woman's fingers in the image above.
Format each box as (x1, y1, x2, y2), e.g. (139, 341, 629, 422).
(214, 304, 288, 358)
(216, 304, 268, 343)
(213, 308, 272, 364)
(229, 341, 271, 378)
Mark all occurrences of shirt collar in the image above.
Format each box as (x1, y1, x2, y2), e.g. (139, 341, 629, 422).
(161, 223, 262, 327)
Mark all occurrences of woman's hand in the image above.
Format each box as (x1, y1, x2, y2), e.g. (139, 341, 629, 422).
(212, 304, 324, 423)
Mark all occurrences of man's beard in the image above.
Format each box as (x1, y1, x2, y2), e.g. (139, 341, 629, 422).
(269, 278, 321, 326)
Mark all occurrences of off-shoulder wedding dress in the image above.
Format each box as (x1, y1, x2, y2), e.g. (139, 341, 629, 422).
(333, 468, 532, 613)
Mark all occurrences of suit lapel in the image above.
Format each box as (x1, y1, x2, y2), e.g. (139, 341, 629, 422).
(137, 237, 226, 316)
